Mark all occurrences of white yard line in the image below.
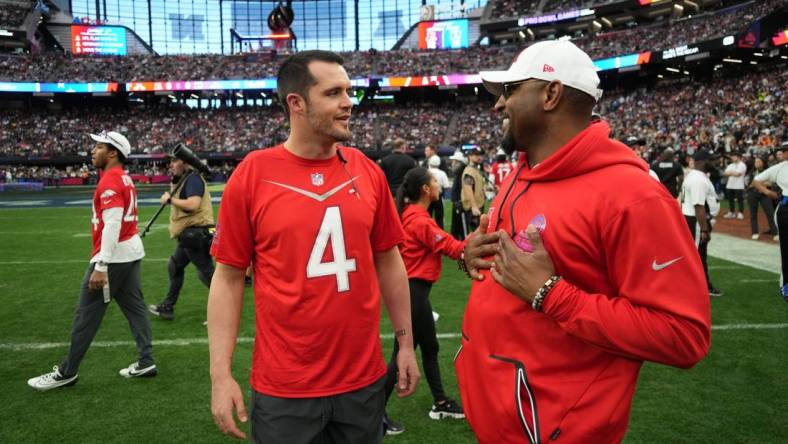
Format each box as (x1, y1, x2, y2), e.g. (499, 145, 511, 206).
(3, 325, 787, 351)
(0, 258, 169, 265)
(708, 233, 780, 274)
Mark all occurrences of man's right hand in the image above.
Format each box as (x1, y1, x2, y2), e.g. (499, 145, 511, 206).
(463, 214, 500, 281)
(471, 207, 481, 217)
(211, 375, 247, 440)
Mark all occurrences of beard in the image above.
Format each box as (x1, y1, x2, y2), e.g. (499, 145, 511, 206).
(500, 128, 517, 156)
(306, 106, 351, 143)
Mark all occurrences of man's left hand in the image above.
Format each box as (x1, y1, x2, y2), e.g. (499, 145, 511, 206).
(491, 224, 555, 304)
(89, 270, 108, 291)
(394, 347, 420, 398)
(160, 192, 171, 205)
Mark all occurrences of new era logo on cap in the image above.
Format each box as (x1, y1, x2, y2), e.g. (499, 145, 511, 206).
(543, 64, 555, 72)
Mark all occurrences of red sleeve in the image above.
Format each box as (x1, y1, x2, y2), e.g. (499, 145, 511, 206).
(210, 162, 254, 270)
(542, 196, 711, 368)
(416, 216, 466, 260)
(369, 162, 404, 253)
(97, 176, 125, 211)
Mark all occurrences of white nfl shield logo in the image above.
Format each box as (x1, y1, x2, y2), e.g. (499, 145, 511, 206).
(311, 173, 324, 186)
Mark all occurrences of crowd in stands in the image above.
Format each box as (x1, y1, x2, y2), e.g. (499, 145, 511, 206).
(0, 2, 31, 28)
(0, 106, 290, 157)
(1, 0, 781, 82)
(1, 62, 785, 160)
(600, 67, 787, 162)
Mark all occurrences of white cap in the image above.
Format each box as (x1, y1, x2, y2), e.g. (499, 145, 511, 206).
(89, 131, 131, 158)
(480, 40, 603, 102)
(448, 150, 466, 162)
(496, 148, 506, 156)
(428, 155, 441, 167)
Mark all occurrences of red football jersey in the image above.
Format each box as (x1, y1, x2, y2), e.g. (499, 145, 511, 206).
(211, 145, 404, 398)
(91, 166, 139, 257)
(491, 161, 514, 188)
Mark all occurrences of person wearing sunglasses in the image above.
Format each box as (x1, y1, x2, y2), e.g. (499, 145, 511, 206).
(455, 40, 711, 443)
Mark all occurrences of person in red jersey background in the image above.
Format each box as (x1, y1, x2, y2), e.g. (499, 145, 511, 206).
(456, 40, 711, 443)
(208, 50, 419, 443)
(382, 167, 467, 435)
(28, 131, 155, 392)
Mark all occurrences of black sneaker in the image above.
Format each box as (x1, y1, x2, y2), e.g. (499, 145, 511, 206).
(709, 286, 724, 297)
(383, 413, 405, 436)
(244, 276, 253, 287)
(429, 398, 465, 420)
(148, 303, 174, 320)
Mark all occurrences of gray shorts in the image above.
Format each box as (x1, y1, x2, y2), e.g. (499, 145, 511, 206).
(250, 376, 386, 444)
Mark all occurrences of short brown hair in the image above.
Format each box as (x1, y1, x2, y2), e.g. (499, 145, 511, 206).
(277, 50, 345, 118)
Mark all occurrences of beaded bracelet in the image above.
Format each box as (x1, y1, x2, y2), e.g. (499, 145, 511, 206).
(532, 275, 561, 312)
(457, 253, 473, 279)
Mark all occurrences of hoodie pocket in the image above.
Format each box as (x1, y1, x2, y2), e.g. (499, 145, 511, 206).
(489, 354, 542, 444)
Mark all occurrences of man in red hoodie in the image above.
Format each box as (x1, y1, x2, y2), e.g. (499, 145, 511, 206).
(455, 40, 711, 443)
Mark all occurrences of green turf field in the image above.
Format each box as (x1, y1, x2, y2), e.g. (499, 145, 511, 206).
(0, 200, 786, 443)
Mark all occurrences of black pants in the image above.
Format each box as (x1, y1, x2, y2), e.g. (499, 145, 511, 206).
(726, 189, 745, 213)
(162, 226, 215, 307)
(777, 204, 788, 288)
(384, 279, 446, 405)
(747, 190, 778, 235)
(60, 261, 153, 377)
(685, 215, 712, 290)
(250, 376, 385, 444)
(450, 202, 465, 240)
(428, 199, 445, 230)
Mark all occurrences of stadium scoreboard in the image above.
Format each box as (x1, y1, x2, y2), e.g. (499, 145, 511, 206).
(71, 25, 127, 56)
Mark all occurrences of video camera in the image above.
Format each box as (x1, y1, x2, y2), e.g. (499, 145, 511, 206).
(172, 143, 211, 175)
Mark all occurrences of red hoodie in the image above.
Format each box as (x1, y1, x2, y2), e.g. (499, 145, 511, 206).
(455, 121, 710, 443)
(400, 204, 466, 282)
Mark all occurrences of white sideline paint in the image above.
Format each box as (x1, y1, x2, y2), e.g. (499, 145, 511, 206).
(0, 258, 170, 265)
(708, 233, 780, 274)
(3, 324, 788, 351)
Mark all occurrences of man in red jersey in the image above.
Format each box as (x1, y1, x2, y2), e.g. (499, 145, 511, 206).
(208, 50, 419, 443)
(490, 148, 514, 192)
(28, 131, 155, 392)
(456, 40, 711, 443)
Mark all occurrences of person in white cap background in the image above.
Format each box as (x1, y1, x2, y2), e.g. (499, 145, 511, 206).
(427, 154, 450, 229)
(455, 40, 710, 443)
(28, 131, 156, 391)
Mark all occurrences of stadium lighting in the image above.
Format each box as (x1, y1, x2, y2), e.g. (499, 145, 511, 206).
(683, 70, 690, 75)
(722, 58, 742, 63)
(657, 74, 664, 78)
(190, 94, 198, 99)
(753, 52, 763, 57)
(749, 61, 758, 65)
(666, 67, 680, 73)
(782, 55, 788, 60)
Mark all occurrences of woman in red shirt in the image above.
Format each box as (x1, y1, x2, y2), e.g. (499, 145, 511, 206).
(383, 167, 467, 435)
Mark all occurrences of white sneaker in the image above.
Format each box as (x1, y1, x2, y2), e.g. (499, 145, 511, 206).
(432, 311, 440, 323)
(119, 362, 157, 378)
(27, 366, 78, 391)
(736, 213, 744, 220)
(723, 213, 735, 219)
(751, 234, 760, 240)
(775, 235, 780, 242)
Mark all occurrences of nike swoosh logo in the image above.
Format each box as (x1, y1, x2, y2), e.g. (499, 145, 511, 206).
(264, 177, 358, 202)
(652, 257, 683, 271)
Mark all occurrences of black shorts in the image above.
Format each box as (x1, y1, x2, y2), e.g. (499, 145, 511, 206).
(250, 375, 385, 444)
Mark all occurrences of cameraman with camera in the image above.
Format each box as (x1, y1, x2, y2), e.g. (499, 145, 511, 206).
(149, 149, 214, 321)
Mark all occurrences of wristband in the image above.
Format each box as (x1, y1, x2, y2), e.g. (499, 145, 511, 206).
(532, 275, 561, 312)
(94, 261, 108, 273)
(457, 253, 472, 279)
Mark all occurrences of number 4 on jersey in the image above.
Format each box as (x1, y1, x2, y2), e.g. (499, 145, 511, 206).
(307, 206, 357, 292)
